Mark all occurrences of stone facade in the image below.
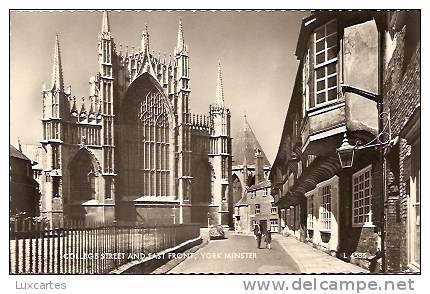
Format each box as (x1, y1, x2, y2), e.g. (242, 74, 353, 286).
(234, 149, 276, 234)
(32, 11, 233, 228)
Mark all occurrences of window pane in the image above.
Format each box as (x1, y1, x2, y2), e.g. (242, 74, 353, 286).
(316, 40, 325, 52)
(326, 34, 337, 48)
(315, 27, 325, 40)
(317, 92, 326, 104)
(317, 80, 325, 91)
(326, 21, 337, 34)
(328, 89, 337, 101)
(316, 67, 325, 79)
(327, 63, 336, 75)
(328, 76, 337, 88)
(327, 47, 337, 60)
(316, 52, 325, 65)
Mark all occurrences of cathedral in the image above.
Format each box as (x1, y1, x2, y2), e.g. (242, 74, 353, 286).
(38, 11, 232, 227)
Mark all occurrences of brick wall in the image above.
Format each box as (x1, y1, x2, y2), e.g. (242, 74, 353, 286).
(383, 11, 420, 272)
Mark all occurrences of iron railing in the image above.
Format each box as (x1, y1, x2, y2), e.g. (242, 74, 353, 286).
(10, 219, 200, 274)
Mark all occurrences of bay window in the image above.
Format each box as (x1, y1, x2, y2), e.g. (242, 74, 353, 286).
(313, 20, 338, 107)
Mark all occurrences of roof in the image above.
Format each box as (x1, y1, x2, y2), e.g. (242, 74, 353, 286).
(10, 145, 31, 161)
(235, 193, 248, 207)
(248, 179, 271, 192)
(232, 115, 270, 167)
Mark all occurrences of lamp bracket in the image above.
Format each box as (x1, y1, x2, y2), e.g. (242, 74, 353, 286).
(340, 84, 381, 104)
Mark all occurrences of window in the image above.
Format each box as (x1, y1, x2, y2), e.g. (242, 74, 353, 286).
(352, 165, 372, 226)
(302, 49, 310, 116)
(138, 91, 170, 197)
(221, 185, 227, 201)
(407, 141, 420, 268)
(251, 191, 256, 199)
(270, 219, 278, 232)
(307, 194, 314, 229)
(313, 20, 338, 107)
(105, 177, 112, 199)
(294, 204, 301, 231)
(271, 202, 277, 214)
(221, 157, 227, 179)
(52, 177, 60, 198)
(286, 208, 291, 227)
(255, 204, 260, 214)
(280, 209, 286, 228)
(263, 188, 268, 197)
(320, 185, 331, 230)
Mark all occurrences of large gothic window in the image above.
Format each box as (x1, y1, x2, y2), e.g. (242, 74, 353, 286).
(138, 91, 170, 197)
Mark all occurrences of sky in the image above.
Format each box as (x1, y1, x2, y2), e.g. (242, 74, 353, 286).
(10, 10, 309, 164)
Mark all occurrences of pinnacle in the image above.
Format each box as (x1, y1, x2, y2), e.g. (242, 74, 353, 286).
(101, 10, 110, 33)
(51, 34, 64, 91)
(215, 60, 225, 105)
(176, 19, 186, 53)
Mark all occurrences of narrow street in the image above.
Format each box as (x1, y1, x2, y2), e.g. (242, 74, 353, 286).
(169, 232, 300, 274)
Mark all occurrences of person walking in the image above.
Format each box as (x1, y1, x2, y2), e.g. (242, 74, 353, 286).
(264, 228, 272, 250)
(253, 223, 262, 249)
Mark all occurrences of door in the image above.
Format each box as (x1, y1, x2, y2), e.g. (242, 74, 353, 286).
(259, 220, 268, 233)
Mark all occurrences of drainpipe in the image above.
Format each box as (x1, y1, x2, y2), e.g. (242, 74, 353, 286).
(377, 15, 387, 273)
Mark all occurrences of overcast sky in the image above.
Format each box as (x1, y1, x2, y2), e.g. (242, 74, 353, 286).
(10, 10, 309, 163)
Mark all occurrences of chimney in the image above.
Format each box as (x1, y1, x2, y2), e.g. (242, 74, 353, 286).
(254, 148, 264, 184)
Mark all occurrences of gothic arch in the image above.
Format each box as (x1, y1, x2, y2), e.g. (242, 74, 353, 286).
(118, 72, 175, 199)
(69, 147, 102, 203)
(232, 174, 243, 206)
(123, 72, 175, 127)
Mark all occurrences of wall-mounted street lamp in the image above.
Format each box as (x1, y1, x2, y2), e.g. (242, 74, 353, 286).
(336, 134, 355, 169)
(336, 84, 396, 169)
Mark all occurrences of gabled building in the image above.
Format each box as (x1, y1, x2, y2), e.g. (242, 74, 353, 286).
(234, 150, 277, 233)
(231, 116, 271, 208)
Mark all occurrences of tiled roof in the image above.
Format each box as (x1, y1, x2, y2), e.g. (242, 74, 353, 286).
(248, 179, 271, 191)
(10, 145, 31, 161)
(232, 115, 270, 167)
(235, 194, 248, 207)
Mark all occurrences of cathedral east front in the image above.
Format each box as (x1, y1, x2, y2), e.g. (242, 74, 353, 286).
(38, 11, 233, 228)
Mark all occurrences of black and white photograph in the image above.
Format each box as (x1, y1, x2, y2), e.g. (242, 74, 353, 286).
(8, 7, 421, 285)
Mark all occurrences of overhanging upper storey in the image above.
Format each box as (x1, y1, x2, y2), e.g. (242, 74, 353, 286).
(294, 12, 384, 156)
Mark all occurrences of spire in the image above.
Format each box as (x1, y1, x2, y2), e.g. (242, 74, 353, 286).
(176, 19, 186, 53)
(215, 60, 224, 105)
(101, 10, 110, 33)
(141, 24, 150, 54)
(51, 34, 64, 91)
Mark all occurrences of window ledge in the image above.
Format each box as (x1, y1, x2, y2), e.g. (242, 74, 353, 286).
(352, 223, 375, 228)
(307, 99, 345, 116)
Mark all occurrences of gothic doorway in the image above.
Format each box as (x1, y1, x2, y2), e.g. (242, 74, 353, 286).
(69, 148, 101, 219)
